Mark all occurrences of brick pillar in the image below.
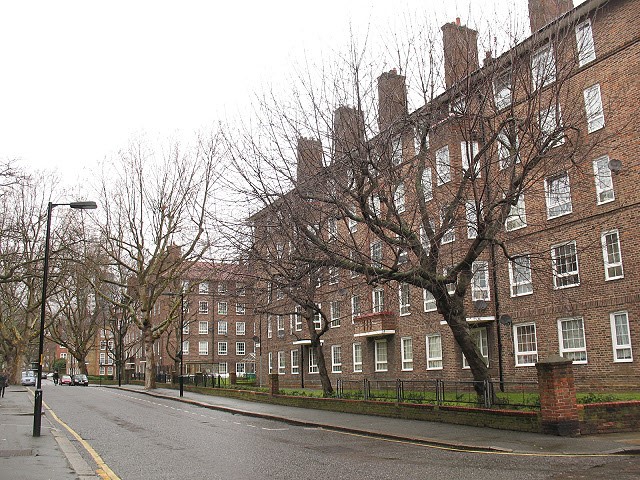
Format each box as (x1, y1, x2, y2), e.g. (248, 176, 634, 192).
(269, 373, 280, 395)
(536, 355, 580, 436)
(229, 372, 237, 385)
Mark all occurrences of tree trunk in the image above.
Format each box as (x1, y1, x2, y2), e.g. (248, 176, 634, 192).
(142, 326, 156, 389)
(314, 343, 333, 397)
(10, 342, 27, 384)
(442, 300, 491, 399)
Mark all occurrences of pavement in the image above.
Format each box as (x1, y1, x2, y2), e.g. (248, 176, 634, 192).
(2, 383, 640, 480)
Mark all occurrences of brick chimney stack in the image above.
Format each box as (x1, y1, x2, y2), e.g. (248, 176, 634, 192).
(377, 68, 408, 131)
(333, 105, 365, 158)
(296, 137, 323, 184)
(528, 0, 574, 33)
(441, 18, 479, 89)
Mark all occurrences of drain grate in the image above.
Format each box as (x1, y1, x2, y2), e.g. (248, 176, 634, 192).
(0, 449, 33, 457)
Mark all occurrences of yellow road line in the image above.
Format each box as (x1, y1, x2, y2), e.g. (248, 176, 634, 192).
(44, 401, 121, 479)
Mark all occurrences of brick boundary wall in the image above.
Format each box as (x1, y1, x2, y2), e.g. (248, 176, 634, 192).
(536, 355, 580, 436)
(579, 401, 640, 434)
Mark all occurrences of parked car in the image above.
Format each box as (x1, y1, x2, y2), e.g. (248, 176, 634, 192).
(60, 375, 72, 386)
(72, 374, 89, 386)
(21, 373, 36, 386)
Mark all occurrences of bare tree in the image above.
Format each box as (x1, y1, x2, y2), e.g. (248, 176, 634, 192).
(95, 133, 223, 389)
(229, 11, 618, 396)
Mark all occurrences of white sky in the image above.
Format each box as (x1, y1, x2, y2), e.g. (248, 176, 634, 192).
(0, 0, 586, 183)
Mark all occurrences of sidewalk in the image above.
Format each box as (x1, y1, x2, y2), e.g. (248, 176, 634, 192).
(0, 385, 97, 480)
(117, 384, 640, 456)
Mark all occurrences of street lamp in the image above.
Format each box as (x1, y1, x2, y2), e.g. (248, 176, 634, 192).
(33, 201, 97, 437)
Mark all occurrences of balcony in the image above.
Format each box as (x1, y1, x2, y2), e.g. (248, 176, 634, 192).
(353, 311, 397, 338)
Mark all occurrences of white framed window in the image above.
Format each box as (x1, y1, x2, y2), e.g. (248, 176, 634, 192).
(328, 267, 338, 285)
(267, 316, 272, 339)
(217, 321, 228, 335)
(182, 341, 189, 356)
(236, 283, 246, 296)
(277, 315, 285, 337)
(199, 321, 208, 335)
(440, 207, 455, 244)
(531, 43, 556, 89)
(493, 69, 512, 110)
(593, 156, 614, 204)
(370, 194, 381, 216)
(217, 282, 227, 294)
(601, 229, 624, 280)
(236, 342, 246, 356)
(236, 303, 246, 315)
(545, 172, 572, 219)
(348, 205, 357, 233)
(423, 289, 437, 312)
(471, 261, 490, 301)
(268, 352, 273, 374)
(610, 311, 632, 362)
(351, 295, 361, 320)
(198, 282, 209, 294)
(370, 241, 383, 267)
(460, 141, 480, 177)
(217, 301, 228, 315)
(462, 327, 489, 368)
(236, 363, 246, 375)
(313, 304, 322, 331)
(421, 168, 433, 202)
(353, 343, 363, 372)
(218, 362, 228, 375)
(391, 136, 403, 166)
(394, 182, 406, 213)
(331, 345, 342, 373)
(576, 19, 596, 67)
(278, 351, 286, 375)
(584, 84, 605, 133)
(465, 201, 478, 239)
(218, 341, 227, 356)
(539, 105, 564, 149)
(551, 241, 580, 289)
(183, 323, 190, 335)
(558, 317, 587, 363)
(426, 334, 443, 370)
(309, 347, 318, 374)
(198, 301, 209, 314)
(444, 267, 456, 295)
(505, 194, 527, 231)
(330, 301, 341, 327)
(374, 340, 388, 372)
(350, 251, 359, 278)
(236, 322, 246, 336)
(99, 366, 105, 375)
(514, 323, 538, 366)
(372, 289, 384, 313)
(497, 131, 520, 169)
(436, 145, 451, 185)
(401, 337, 413, 371)
(328, 217, 338, 241)
(100, 352, 106, 365)
(291, 350, 299, 374)
(198, 341, 208, 356)
(315, 271, 322, 288)
(509, 255, 533, 297)
(399, 283, 410, 316)
(294, 305, 303, 331)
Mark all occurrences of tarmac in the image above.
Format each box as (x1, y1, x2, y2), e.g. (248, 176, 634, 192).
(2, 382, 640, 480)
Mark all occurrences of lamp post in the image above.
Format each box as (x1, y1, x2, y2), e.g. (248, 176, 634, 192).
(33, 200, 97, 437)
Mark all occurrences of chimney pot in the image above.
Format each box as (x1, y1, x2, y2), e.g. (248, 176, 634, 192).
(456, 17, 461, 26)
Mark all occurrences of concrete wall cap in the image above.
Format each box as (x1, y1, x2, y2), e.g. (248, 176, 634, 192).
(536, 355, 573, 365)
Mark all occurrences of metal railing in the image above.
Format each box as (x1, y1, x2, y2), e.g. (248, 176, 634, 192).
(336, 378, 540, 410)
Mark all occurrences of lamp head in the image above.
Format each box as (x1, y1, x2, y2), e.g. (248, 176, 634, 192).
(69, 201, 98, 210)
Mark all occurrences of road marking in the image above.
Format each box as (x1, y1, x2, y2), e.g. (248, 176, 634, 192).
(45, 402, 121, 479)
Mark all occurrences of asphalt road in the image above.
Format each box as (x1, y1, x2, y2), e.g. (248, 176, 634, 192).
(41, 382, 640, 480)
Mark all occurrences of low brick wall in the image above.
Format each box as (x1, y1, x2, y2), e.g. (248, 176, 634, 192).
(579, 401, 640, 434)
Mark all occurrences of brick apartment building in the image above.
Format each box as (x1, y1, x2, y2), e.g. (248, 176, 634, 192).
(122, 261, 257, 380)
(250, 0, 640, 390)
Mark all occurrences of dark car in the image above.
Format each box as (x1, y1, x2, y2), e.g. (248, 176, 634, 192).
(72, 374, 89, 386)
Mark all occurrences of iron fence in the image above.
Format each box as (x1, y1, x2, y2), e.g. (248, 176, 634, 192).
(336, 378, 540, 410)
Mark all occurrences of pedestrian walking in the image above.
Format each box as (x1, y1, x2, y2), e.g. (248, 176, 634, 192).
(53, 370, 59, 386)
(0, 372, 7, 397)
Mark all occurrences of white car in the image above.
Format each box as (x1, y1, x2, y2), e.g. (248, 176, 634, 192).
(21, 373, 36, 386)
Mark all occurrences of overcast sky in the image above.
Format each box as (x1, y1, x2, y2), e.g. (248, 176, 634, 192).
(0, 0, 586, 183)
